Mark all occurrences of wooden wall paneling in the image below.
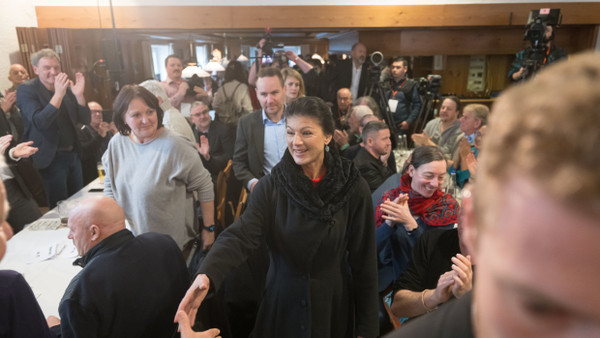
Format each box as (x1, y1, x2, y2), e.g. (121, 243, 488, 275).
(486, 55, 512, 96)
(438, 55, 471, 97)
(35, 3, 600, 30)
(361, 26, 596, 57)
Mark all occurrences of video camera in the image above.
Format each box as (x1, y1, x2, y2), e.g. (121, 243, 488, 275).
(417, 74, 442, 97)
(521, 8, 562, 78)
(257, 30, 287, 68)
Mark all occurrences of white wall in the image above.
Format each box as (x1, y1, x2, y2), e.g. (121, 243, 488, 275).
(0, 0, 36, 90)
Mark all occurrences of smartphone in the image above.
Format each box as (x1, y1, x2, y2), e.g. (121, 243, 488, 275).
(102, 110, 113, 123)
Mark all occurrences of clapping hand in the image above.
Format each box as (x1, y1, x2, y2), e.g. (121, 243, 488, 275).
(451, 254, 473, 298)
(1, 91, 16, 112)
(333, 129, 349, 148)
(458, 138, 471, 160)
(380, 193, 417, 231)
(69, 72, 85, 98)
(0, 135, 12, 154)
(196, 135, 211, 161)
(411, 131, 430, 146)
(12, 141, 39, 159)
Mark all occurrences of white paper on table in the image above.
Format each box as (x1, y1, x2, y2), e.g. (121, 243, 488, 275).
(29, 243, 59, 263)
(387, 99, 398, 113)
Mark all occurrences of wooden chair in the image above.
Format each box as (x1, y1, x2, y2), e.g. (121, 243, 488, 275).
(215, 160, 233, 229)
(233, 187, 248, 221)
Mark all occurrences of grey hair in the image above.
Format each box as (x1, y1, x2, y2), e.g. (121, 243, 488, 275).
(139, 80, 171, 110)
(30, 48, 60, 67)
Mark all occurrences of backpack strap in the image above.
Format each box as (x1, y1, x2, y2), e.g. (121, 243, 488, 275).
(224, 82, 243, 101)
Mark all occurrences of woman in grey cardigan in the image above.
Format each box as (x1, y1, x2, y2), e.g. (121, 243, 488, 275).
(102, 85, 215, 254)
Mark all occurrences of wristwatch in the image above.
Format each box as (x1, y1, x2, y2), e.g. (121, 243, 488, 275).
(202, 224, 215, 232)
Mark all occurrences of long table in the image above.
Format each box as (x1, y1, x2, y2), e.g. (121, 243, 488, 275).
(0, 179, 104, 317)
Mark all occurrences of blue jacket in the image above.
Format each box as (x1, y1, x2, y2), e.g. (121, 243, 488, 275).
(16, 78, 90, 169)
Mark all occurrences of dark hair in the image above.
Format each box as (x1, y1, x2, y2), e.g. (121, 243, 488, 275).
(224, 60, 247, 84)
(442, 95, 462, 114)
(257, 67, 284, 87)
(285, 96, 335, 136)
(112, 85, 164, 136)
(164, 54, 182, 67)
(391, 57, 408, 67)
(362, 120, 388, 141)
(409, 145, 446, 170)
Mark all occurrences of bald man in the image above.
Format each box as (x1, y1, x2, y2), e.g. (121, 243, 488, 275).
(49, 196, 190, 338)
(7, 64, 29, 92)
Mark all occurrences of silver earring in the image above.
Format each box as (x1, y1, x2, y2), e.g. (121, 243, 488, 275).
(325, 145, 330, 152)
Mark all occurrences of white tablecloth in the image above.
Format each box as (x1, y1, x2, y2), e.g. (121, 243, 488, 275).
(0, 179, 104, 317)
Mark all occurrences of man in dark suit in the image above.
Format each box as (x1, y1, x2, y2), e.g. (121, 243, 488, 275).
(190, 100, 234, 184)
(353, 120, 395, 192)
(233, 67, 286, 193)
(47, 196, 190, 338)
(330, 42, 369, 103)
(17, 48, 90, 208)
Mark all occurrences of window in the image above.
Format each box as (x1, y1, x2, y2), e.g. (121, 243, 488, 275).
(151, 43, 173, 81)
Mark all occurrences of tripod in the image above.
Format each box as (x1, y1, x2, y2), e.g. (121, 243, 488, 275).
(364, 79, 399, 148)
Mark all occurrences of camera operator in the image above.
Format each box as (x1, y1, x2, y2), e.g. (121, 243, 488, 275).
(247, 38, 319, 97)
(508, 22, 567, 82)
(385, 57, 422, 135)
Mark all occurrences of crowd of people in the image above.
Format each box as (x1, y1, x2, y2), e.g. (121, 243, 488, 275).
(1, 34, 598, 338)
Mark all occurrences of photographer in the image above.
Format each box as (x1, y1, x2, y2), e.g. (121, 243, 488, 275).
(385, 57, 422, 135)
(247, 38, 318, 96)
(508, 15, 567, 81)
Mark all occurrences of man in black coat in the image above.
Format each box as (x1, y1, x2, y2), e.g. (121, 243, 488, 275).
(190, 101, 234, 184)
(330, 42, 369, 103)
(48, 196, 190, 338)
(354, 120, 395, 192)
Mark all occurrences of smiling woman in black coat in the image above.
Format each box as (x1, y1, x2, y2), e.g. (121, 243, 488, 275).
(176, 96, 379, 338)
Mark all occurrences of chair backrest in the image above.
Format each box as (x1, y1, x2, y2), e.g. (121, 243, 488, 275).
(234, 187, 249, 221)
(216, 160, 233, 228)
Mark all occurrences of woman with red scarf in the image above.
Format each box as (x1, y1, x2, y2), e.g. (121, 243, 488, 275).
(375, 145, 459, 294)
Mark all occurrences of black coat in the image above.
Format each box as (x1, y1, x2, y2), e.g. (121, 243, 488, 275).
(330, 59, 369, 102)
(353, 147, 395, 192)
(200, 148, 379, 338)
(55, 230, 189, 338)
(192, 120, 234, 183)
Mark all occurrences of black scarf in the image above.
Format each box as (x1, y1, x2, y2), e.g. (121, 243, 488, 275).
(271, 146, 360, 223)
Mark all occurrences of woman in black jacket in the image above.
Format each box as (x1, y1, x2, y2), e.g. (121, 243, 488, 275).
(176, 96, 379, 338)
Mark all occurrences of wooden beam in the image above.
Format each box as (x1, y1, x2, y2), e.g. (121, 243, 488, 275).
(36, 3, 600, 29)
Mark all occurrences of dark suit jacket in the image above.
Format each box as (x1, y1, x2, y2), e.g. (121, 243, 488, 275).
(16, 78, 90, 169)
(193, 120, 235, 183)
(330, 59, 369, 101)
(232, 110, 265, 188)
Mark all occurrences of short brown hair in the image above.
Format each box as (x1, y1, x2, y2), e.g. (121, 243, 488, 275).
(475, 52, 600, 226)
(112, 85, 164, 135)
(257, 67, 284, 87)
(164, 54, 182, 67)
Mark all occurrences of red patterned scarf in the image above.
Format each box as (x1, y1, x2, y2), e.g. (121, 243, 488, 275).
(375, 173, 459, 227)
